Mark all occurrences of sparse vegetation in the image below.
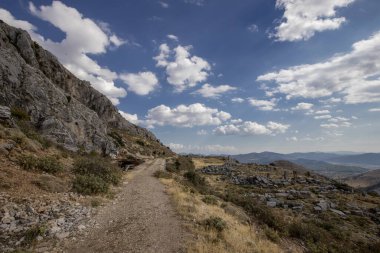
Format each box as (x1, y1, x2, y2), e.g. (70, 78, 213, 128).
(72, 156, 122, 195)
(18, 155, 63, 174)
(23, 225, 46, 245)
(10, 107, 30, 121)
(153, 170, 172, 179)
(202, 195, 218, 205)
(202, 216, 227, 232)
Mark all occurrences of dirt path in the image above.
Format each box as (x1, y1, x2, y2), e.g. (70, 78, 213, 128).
(65, 159, 188, 253)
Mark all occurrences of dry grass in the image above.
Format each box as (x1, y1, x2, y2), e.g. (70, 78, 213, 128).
(160, 178, 298, 253)
(192, 157, 225, 170)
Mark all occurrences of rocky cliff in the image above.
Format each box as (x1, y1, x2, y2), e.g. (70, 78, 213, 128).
(0, 20, 165, 156)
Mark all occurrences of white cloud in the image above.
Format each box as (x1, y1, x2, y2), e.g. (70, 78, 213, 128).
(154, 44, 211, 92)
(159, 1, 169, 8)
(314, 115, 332, 120)
(167, 34, 178, 41)
(286, 136, 298, 142)
(119, 72, 159, 95)
(196, 129, 208, 135)
(231, 97, 244, 103)
(27, 2, 128, 105)
(273, 0, 355, 41)
(168, 143, 237, 155)
(119, 111, 140, 125)
(258, 31, 380, 104)
(369, 108, 380, 112)
(247, 24, 259, 33)
(214, 121, 289, 136)
(248, 98, 277, 111)
(320, 123, 339, 129)
(183, 0, 206, 6)
(315, 110, 330, 114)
(145, 103, 231, 128)
(194, 83, 237, 98)
(0, 8, 36, 32)
(291, 102, 314, 110)
(267, 121, 290, 133)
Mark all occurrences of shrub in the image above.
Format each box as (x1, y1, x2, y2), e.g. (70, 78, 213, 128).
(202, 216, 227, 232)
(23, 225, 46, 245)
(153, 170, 172, 179)
(202, 195, 218, 205)
(184, 170, 205, 187)
(10, 107, 30, 121)
(73, 157, 121, 185)
(108, 131, 124, 147)
(18, 155, 63, 174)
(264, 227, 281, 242)
(288, 222, 327, 244)
(73, 174, 109, 195)
(72, 157, 122, 195)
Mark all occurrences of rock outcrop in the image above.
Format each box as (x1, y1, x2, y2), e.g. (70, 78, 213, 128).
(0, 20, 161, 155)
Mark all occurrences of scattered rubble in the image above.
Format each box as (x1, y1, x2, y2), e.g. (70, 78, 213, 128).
(0, 192, 94, 252)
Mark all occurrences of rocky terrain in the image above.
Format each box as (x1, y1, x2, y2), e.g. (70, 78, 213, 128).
(0, 20, 168, 156)
(188, 157, 380, 252)
(0, 20, 174, 252)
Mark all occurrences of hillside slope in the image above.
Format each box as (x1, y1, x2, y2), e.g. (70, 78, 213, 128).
(0, 20, 166, 156)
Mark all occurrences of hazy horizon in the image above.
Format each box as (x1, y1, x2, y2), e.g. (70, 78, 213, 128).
(1, 0, 380, 155)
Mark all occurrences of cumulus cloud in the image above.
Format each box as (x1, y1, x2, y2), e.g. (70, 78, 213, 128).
(291, 102, 313, 111)
(194, 83, 237, 98)
(154, 44, 211, 92)
(119, 72, 159, 95)
(247, 24, 259, 33)
(145, 103, 231, 128)
(167, 34, 178, 41)
(273, 0, 355, 41)
(159, 1, 169, 8)
(286, 136, 298, 142)
(0, 8, 36, 32)
(168, 143, 237, 155)
(321, 116, 351, 128)
(231, 97, 244, 103)
(183, 0, 206, 6)
(214, 121, 289, 136)
(248, 98, 277, 111)
(196, 129, 208, 135)
(258, 31, 380, 104)
(314, 115, 332, 120)
(119, 111, 140, 125)
(315, 110, 330, 114)
(27, 1, 128, 105)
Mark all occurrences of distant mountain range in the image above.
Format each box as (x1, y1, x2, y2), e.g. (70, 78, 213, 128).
(232, 151, 380, 179)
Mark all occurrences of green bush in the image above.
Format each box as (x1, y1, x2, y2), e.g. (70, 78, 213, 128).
(288, 222, 327, 244)
(23, 225, 46, 245)
(11, 107, 30, 121)
(72, 157, 122, 195)
(72, 174, 109, 195)
(202, 195, 218, 205)
(18, 155, 63, 174)
(184, 170, 205, 187)
(202, 216, 227, 232)
(73, 157, 121, 185)
(108, 131, 125, 147)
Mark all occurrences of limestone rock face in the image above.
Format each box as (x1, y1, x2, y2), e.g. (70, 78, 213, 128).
(0, 20, 159, 155)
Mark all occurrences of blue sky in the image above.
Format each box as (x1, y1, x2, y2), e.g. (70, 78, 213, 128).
(1, 0, 380, 154)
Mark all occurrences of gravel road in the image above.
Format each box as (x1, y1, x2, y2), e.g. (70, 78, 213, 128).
(65, 159, 188, 253)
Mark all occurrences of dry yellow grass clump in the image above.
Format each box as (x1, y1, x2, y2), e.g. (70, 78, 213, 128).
(160, 178, 296, 253)
(192, 157, 225, 170)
